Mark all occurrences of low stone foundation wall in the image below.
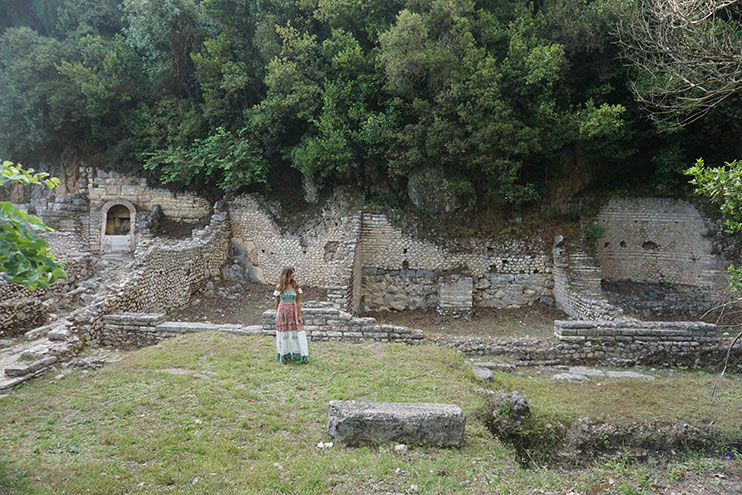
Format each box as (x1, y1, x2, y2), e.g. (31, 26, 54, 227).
(0, 254, 94, 337)
(100, 306, 425, 348)
(262, 305, 425, 344)
(101, 314, 263, 347)
(429, 319, 735, 368)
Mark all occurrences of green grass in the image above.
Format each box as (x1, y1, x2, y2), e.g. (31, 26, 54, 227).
(0, 333, 740, 495)
(489, 370, 742, 437)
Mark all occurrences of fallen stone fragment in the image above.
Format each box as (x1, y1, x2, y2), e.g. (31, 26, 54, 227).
(473, 361, 517, 372)
(327, 400, 465, 447)
(4, 356, 58, 377)
(551, 373, 589, 383)
(605, 370, 654, 380)
(568, 366, 606, 378)
(472, 366, 493, 381)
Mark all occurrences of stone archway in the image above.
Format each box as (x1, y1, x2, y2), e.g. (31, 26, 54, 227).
(100, 199, 137, 253)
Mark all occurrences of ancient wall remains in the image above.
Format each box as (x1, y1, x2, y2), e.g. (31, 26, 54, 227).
(358, 214, 549, 313)
(0, 232, 93, 337)
(85, 168, 210, 222)
(596, 198, 728, 293)
(552, 245, 624, 320)
(227, 194, 360, 310)
(67, 211, 230, 345)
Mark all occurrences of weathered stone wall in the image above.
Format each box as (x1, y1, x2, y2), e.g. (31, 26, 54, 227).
(437, 275, 473, 315)
(262, 305, 425, 344)
(359, 214, 547, 276)
(0, 232, 93, 337)
(358, 214, 549, 312)
(552, 245, 624, 320)
(227, 194, 360, 310)
(67, 212, 230, 345)
(596, 198, 728, 293)
(99, 305, 425, 348)
(85, 168, 210, 222)
(429, 320, 737, 368)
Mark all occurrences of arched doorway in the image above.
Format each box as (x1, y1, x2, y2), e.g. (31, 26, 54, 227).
(100, 199, 137, 253)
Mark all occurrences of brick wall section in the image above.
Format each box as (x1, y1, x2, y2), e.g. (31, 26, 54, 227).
(596, 198, 728, 293)
(552, 245, 625, 320)
(326, 212, 362, 312)
(358, 214, 548, 276)
(437, 275, 473, 315)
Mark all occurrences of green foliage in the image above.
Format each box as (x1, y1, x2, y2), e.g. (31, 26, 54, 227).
(584, 222, 609, 248)
(143, 127, 268, 192)
(0, 161, 67, 289)
(0, 0, 737, 213)
(653, 142, 689, 187)
(686, 159, 742, 233)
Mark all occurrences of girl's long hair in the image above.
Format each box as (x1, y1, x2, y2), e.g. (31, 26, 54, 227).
(276, 266, 298, 293)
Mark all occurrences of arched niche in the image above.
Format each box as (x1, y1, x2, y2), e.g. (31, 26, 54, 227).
(99, 199, 137, 253)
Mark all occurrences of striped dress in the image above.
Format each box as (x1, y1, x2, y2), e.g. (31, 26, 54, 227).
(273, 288, 309, 363)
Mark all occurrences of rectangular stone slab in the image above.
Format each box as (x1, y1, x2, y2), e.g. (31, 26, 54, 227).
(327, 400, 465, 447)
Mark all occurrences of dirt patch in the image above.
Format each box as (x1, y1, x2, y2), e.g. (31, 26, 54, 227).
(167, 280, 328, 325)
(365, 304, 565, 339)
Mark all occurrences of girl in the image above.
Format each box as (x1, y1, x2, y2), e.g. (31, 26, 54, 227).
(273, 266, 309, 363)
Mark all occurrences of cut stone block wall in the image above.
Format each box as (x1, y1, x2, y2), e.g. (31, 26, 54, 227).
(85, 168, 210, 222)
(228, 194, 360, 311)
(596, 198, 728, 295)
(261, 305, 424, 344)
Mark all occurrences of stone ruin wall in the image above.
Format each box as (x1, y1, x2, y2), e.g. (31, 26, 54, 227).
(227, 195, 361, 310)
(358, 214, 549, 313)
(8, 165, 211, 253)
(85, 167, 210, 222)
(596, 198, 731, 302)
(552, 246, 625, 321)
(65, 212, 230, 346)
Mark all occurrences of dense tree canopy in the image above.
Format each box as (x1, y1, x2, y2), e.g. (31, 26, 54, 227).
(1, 0, 740, 211)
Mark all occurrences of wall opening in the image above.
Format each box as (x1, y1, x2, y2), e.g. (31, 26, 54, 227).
(99, 199, 137, 253)
(106, 205, 131, 235)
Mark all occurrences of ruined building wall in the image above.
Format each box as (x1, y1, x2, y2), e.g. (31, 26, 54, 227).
(68, 212, 230, 345)
(596, 198, 728, 293)
(0, 232, 93, 337)
(85, 168, 210, 222)
(552, 245, 625, 321)
(227, 195, 360, 303)
(358, 214, 549, 312)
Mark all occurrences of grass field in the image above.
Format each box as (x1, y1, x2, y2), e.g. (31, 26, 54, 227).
(0, 333, 740, 495)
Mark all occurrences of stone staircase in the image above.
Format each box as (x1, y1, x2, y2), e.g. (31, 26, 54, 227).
(0, 320, 75, 393)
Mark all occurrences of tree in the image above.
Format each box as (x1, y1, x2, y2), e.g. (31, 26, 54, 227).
(0, 161, 67, 289)
(616, 0, 742, 129)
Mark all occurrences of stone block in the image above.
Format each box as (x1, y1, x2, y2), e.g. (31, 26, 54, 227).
(327, 400, 465, 447)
